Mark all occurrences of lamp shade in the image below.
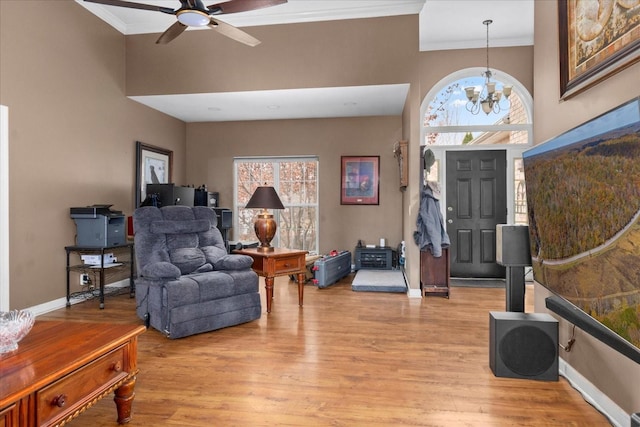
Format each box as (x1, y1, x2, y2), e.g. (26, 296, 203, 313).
(245, 186, 285, 210)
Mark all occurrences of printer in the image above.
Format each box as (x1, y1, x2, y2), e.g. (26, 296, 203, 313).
(70, 205, 125, 247)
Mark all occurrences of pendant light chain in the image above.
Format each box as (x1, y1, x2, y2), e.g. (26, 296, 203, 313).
(484, 19, 492, 80)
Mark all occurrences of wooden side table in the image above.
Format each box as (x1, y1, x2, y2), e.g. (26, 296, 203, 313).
(234, 248, 308, 313)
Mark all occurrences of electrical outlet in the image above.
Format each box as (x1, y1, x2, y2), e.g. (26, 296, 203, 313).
(80, 273, 90, 286)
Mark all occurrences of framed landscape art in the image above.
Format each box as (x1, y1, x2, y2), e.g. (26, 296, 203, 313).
(340, 156, 379, 205)
(558, 0, 640, 98)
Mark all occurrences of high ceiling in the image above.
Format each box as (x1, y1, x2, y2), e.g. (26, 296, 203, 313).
(76, 0, 534, 122)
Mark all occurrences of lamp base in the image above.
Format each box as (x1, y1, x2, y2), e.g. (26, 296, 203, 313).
(254, 211, 277, 252)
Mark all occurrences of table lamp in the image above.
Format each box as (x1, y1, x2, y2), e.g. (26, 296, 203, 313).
(245, 186, 285, 252)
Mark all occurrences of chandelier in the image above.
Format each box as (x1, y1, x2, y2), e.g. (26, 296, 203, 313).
(465, 20, 512, 115)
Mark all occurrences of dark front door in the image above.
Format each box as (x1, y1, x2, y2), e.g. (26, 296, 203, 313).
(446, 150, 507, 278)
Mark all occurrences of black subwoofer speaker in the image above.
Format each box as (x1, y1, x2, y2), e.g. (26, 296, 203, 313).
(489, 311, 559, 381)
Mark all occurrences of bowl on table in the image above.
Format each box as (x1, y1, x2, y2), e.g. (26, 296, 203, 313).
(0, 309, 35, 354)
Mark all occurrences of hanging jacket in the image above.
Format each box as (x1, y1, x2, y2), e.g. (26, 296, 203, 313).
(413, 184, 450, 257)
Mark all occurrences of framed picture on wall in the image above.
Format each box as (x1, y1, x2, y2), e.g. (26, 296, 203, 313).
(340, 156, 380, 205)
(135, 141, 173, 208)
(558, 0, 640, 99)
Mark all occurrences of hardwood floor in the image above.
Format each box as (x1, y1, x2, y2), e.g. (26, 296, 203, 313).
(40, 275, 610, 426)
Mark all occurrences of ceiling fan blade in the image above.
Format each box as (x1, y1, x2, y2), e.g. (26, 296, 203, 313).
(207, 0, 287, 15)
(156, 21, 188, 44)
(208, 18, 261, 47)
(83, 0, 175, 14)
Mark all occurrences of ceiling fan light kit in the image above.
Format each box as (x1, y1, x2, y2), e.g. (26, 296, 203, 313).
(176, 10, 211, 27)
(83, 0, 287, 45)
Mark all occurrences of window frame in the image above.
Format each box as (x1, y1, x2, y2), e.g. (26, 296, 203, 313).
(233, 156, 319, 252)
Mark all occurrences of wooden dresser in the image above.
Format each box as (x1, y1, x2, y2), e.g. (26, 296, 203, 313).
(0, 320, 145, 426)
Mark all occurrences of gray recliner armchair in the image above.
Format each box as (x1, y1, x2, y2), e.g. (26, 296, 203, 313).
(133, 205, 261, 339)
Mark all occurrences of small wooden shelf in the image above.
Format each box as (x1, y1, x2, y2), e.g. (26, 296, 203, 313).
(420, 247, 450, 298)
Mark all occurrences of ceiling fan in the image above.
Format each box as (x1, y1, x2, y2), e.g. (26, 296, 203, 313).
(83, 0, 287, 45)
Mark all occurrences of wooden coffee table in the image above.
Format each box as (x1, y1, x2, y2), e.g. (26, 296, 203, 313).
(234, 247, 308, 313)
(0, 320, 145, 426)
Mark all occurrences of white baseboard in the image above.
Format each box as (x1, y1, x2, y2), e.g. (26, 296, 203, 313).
(559, 358, 629, 427)
(407, 288, 422, 298)
(398, 266, 422, 298)
(28, 279, 130, 317)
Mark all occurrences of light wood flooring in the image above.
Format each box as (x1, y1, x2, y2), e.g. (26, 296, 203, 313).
(40, 275, 611, 426)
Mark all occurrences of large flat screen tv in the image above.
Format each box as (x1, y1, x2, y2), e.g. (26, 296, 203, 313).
(523, 97, 640, 357)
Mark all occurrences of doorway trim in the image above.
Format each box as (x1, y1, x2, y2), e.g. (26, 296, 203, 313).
(1, 105, 9, 311)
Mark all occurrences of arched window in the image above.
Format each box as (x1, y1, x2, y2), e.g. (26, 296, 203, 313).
(423, 68, 532, 146)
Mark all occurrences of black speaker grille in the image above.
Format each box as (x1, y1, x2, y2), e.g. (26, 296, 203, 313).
(499, 325, 556, 377)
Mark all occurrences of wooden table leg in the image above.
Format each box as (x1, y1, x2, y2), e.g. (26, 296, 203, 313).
(265, 276, 274, 313)
(114, 375, 136, 424)
(297, 272, 305, 307)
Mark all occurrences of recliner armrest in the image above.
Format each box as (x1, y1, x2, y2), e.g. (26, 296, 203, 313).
(213, 254, 254, 271)
(141, 262, 181, 280)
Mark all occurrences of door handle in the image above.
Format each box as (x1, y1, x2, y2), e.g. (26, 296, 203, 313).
(447, 219, 453, 224)
(447, 206, 453, 211)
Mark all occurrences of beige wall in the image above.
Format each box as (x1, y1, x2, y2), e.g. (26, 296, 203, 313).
(418, 46, 534, 99)
(402, 68, 422, 288)
(0, 1, 186, 308)
(125, 15, 419, 95)
(534, 0, 640, 417)
(186, 117, 403, 254)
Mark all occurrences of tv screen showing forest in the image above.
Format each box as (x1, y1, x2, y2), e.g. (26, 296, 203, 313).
(523, 97, 640, 352)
